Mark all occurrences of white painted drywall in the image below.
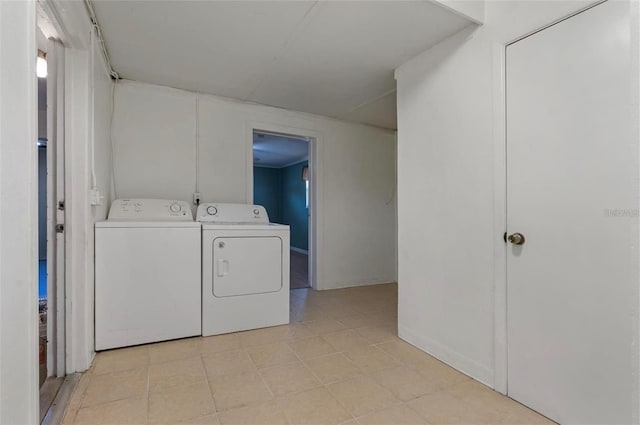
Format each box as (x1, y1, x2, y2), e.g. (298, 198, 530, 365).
(52, 0, 114, 373)
(395, 0, 639, 394)
(112, 80, 397, 290)
(75, 29, 114, 369)
(0, 1, 39, 422)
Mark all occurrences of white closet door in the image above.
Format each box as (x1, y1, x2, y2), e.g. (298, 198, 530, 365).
(506, 1, 633, 423)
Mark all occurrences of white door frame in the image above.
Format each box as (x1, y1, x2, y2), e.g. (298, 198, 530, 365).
(492, 0, 639, 402)
(45, 37, 67, 378)
(0, 1, 39, 423)
(246, 122, 323, 290)
(39, 0, 97, 374)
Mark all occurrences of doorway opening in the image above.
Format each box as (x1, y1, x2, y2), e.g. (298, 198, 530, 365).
(36, 21, 66, 419)
(37, 70, 47, 389)
(252, 130, 311, 289)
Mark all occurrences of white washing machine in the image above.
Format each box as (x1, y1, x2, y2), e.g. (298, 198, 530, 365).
(197, 203, 290, 336)
(95, 199, 201, 350)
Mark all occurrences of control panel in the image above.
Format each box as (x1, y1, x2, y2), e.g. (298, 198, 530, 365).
(196, 203, 269, 223)
(108, 199, 193, 221)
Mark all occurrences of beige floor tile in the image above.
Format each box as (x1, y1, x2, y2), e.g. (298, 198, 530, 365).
(209, 370, 273, 412)
(259, 362, 321, 396)
(277, 387, 352, 425)
(92, 346, 149, 375)
(496, 403, 555, 424)
(64, 371, 93, 420)
(149, 338, 200, 364)
(371, 366, 440, 402)
(356, 403, 426, 425)
(74, 397, 147, 425)
(304, 353, 363, 384)
(283, 323, 317, 340)
(406, 391, 491, 425)
(323, 306, 361, 319)
(246, 342, 299, 369)
(199, 333, 242, 355)
(149, 356, 207, 392)
(81, 367, 148, 407)
(302, 318, 348, 335)
(287, 336, 337, 359)
(321, 329, 371, 352)
(217, 401, 289, 425)
(445, 380, 553, 424)
(375, 339, 439, 369)
(203, 349, 255, 379)
(291, 306, 326, 322)
(444, 379, 508, 410)
(326, 376, 399, 417)
(355, 325, 397, 344)
(334, 314, 374, 329)
(343, 346, 400, 374)
(148, 381, 216, 424)
(415, 360, 470, 390)
(238, 326, 292, 347)
(66, 284, 547, 425)
(177, 414, 220, 425)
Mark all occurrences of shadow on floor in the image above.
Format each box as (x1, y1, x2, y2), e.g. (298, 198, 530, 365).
(290, 250, 308, 289)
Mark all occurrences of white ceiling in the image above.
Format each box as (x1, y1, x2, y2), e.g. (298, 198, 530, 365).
(253, 133, 309, 168)
(92, 1, 473, 130)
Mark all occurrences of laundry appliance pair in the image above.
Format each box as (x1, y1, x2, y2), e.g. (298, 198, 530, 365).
(95, 199, 289, 350)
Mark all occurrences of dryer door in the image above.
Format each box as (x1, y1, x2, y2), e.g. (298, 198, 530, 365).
(212, 236, 283, 297)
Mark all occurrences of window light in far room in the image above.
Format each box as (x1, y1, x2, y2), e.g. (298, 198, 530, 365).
(37, 51, 47, 78)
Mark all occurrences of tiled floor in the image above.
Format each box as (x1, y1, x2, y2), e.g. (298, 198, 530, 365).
(290, 251, 309, 289)
(61, 283, 553, 425)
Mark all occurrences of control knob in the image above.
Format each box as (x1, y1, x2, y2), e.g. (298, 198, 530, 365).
(169, 203, 182, 213)
(207, 206, 218, 215)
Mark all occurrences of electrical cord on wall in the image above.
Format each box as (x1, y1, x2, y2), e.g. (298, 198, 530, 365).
(195, 97, 200, 205)
(110, 76, 118, 200)
(89, 29, 98, 191)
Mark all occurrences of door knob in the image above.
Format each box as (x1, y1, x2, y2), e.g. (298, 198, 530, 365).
(507, 233, 525, 245)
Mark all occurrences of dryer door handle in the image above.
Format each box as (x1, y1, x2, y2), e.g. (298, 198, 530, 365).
(217, 259, 230, 277)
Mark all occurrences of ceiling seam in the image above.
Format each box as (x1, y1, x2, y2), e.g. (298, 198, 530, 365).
(340, 87, 397, 116)
(242, 0, 323, 102)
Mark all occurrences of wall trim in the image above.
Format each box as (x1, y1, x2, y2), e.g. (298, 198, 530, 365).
(0, 1, 39, 422)
(245, 122, 324, 290)
(399, 324, 494, 387)
(290, 246, 308, 255)
(491, 42, 508, 395)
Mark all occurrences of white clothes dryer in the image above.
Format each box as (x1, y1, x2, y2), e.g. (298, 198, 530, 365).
(197, 203, 290, 336)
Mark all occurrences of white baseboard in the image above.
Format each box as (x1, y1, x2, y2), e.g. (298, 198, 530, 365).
(398, 323, 495, 388)
(319, 280, 397, 291)
(290, 246, 308, 255)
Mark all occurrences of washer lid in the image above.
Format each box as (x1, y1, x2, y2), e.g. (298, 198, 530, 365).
(96, 221, 201, 228)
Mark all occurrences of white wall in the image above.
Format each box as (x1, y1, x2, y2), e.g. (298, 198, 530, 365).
(112, 80, 397, 290)
(395, 0, 639, 393)
(0, 1, 39, 423)
(53, 0, 114, 373)
(432, 0, 484, 24)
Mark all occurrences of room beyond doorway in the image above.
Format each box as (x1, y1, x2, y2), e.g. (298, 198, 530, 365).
(252, 130, 311, 289)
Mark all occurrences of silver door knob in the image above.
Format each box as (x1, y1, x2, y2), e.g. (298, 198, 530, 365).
(507, 233, 525, 245)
